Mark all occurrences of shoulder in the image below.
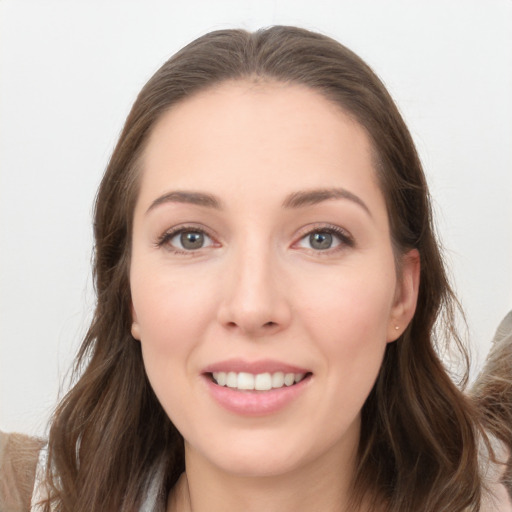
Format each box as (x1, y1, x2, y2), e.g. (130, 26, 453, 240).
(479, 435, 512, 511)
(0, 431, 45, 512)
(473, 311, 512, 511)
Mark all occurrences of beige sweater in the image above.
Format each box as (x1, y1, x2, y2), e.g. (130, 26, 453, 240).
(0, 431, 44, 512)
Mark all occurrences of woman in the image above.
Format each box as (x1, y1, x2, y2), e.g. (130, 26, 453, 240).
(2, 26, 510, 511)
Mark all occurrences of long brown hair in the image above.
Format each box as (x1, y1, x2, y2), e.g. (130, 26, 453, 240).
(42, 26, 484, 511)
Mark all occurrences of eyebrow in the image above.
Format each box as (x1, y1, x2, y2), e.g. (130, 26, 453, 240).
(282, 188, 371, 216)
(146, 187, 371, 217)
(146, 190, 222, 214)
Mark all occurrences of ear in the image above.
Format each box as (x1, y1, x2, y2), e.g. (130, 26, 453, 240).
(131, 303, 141, 341)
(387, 249, 420, 342)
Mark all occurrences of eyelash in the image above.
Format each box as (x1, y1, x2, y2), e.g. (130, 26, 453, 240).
(155, 224, 355, 255)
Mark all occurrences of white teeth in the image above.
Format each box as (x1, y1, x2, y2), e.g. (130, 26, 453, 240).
(254, 373, 272, 391)
(212, 372, 226, 386)
(271, 371, 285, 388)
(284, 373, 295, 386)
(211, 371, 307, 390)
(226, 372, 238, 388)
(237, 372, 254, 390)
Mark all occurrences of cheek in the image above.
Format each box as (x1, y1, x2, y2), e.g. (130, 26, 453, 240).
(131, 270, 214, 424)
(131, 263, 215, 345)
(299, 262, 396, 343)
(297, 263, 396, 396)
(130, 264, 218, 398)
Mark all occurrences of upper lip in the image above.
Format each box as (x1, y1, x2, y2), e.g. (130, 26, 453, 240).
(202, 358, 311, 375)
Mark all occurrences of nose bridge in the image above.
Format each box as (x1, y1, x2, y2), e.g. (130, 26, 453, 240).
(219, 232, 290, 335)
(236, 239, 273, 304)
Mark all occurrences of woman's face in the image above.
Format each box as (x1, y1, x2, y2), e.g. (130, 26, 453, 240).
(130, 81, 419, 479)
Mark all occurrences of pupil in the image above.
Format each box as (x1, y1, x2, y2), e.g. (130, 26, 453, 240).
(181, 232, 204, 250)
(310, 232, 332, 250)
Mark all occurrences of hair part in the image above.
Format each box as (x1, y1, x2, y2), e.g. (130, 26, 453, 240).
(42, 26, 485, 511)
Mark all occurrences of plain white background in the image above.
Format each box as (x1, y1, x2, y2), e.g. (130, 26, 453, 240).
(1, 0, 511, 436)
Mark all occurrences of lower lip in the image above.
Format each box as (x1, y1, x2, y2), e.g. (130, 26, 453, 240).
(204, 374, 311, 416)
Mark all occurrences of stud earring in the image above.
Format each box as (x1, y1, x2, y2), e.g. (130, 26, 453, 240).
(395, 326, 400, 330)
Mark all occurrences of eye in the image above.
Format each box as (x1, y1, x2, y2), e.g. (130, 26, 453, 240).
(158, 227, 215, 252)
(296, 226, 354, 252)
(174, 230, 210, 250)
(299, 231, 340, 251)
(305, 232, 337, 250)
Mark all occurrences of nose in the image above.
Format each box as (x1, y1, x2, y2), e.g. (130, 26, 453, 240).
(216, 244, 292, 338)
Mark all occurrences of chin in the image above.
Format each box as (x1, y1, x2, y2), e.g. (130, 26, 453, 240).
(213, 452, 305, 479)
(188, 430, 328, 480)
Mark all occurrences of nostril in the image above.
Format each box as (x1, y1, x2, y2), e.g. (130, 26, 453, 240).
(264, 321, 277, 328)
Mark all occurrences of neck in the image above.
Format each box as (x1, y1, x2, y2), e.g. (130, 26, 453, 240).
(167, 442, 365, 512)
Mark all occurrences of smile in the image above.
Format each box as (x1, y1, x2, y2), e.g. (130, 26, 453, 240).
(202, 359, 312, 414)
(211, 371, 307, 391)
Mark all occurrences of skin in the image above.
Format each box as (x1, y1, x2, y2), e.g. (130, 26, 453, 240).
(130, 81, 420, 512)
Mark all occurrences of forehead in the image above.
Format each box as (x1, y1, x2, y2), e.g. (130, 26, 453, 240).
(137, 80, 383, 212)
(147, 79, 370, 154)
